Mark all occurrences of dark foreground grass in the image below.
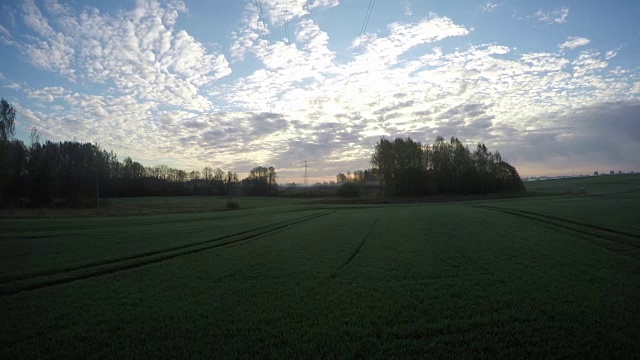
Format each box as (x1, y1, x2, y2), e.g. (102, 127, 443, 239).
(0, 196, 308, 218)
(1, 179, 640, 358)
(474, 174, 640, 236)
(0, 206, 323, 278)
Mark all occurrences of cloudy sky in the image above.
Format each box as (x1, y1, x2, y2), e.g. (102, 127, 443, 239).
(0, 0, 638, 182)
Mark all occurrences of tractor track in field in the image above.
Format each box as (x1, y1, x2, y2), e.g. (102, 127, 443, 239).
(481, 206, 640, 240)
(0, 207, 323, 234)
(0, 214, 321, 284)
(0, 211, 332, 296)
(1, 215, 228, 234)
(328, 218, 379, 279)
(477, 205, 640, 240)
(0, 233, 79, 240)
(476, 205, 640, 250)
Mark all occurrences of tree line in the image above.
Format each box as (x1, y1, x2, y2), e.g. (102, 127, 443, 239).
(0, 99, 278, 207)
(368, 136, 524, 197)
(335, 136, 524, 197)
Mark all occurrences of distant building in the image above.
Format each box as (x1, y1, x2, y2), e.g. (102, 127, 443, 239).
(284, 182, 297, 189)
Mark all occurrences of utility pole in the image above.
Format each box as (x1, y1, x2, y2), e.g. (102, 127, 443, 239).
(227, 172, 233, 201)
(96, 167, 99, 209)
(301, 159, 310, 186)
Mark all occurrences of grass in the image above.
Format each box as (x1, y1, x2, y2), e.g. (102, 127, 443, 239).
(1, 175, 640, 358)
(524, 173, 640, 195)
(0, 196, 308, 218)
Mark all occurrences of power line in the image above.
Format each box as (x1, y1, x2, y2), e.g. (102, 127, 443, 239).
(255, 0, 262, 30)
(269, 0, 295, 113)
(283, 0, 290, 43)
(255, 0, 269, 37)
(253, 0, 277, 113)
(337, 0, 376, 97)
(352, 0, 376, 62)
(253, 0, 294, 114)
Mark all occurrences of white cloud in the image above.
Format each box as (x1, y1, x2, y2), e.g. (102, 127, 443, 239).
(352, 16, 470, 71)
(21, 0, 76, 78)
(230, 2, 271, 61)
(572, 51, 608, 77)
(26, 86, 68, 102)
(23, 0, 56, 36)
(14, 106, 46, 130)
(0, 24, 12, 38)
(481, 2, 499, 12)
(16, 0, 231, 111)
(3, 82, 21, 90)
(605, 50, 618, 60)
(533, 6, 569, 24)
(558, 36, 590, 50)
(403, 1, 413, 16)
(309, 0, 340, 10)
(259, 0, 309, 26)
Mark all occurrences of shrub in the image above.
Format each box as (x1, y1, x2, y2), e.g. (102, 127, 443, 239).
(336, 182, 361, 197)
(226, 199, 239, 209)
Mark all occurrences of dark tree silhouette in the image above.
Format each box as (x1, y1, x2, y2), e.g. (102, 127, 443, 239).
(369, 136, 524, 197)
(0, 98, 15, 142)
(241, 166, 277, 196)
(0, 103, 276, 207)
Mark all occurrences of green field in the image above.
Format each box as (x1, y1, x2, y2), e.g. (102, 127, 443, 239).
(0, 196, 308, 218)
(2, 175, 640, 358)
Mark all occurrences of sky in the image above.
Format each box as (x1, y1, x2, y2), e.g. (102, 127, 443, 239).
(0, 0, 639, 183)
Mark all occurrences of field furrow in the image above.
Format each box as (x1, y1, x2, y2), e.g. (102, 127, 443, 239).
(476, 205, 640, 253)
(0, 211, 331, 295)
(479, 205, 640, 240)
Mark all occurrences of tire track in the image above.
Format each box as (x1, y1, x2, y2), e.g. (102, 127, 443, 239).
(0, 212, 331, 296)
(475, 206, 640, 250)
(6, 233, 78, 240)
(0, 207, 321, 234)
(481, 205, 640, 240)
(0, 212, 323, 284)
(1, 215, 225, 234)
(328, 218, 378, 279)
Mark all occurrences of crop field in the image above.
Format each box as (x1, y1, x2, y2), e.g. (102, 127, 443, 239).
(1, 175, 640, 359)
(0, 196, 308, 218)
